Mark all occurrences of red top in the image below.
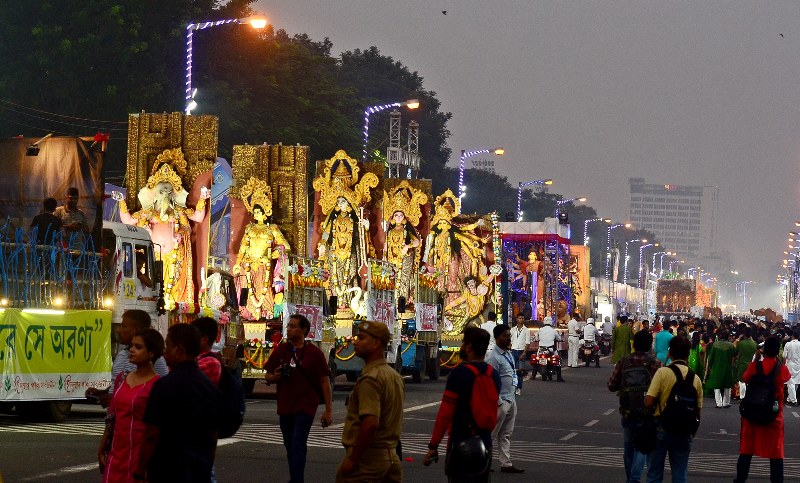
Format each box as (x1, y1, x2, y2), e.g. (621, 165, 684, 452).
(739, 357, 791, 458)
(265, 342, 330, 416)
(103, 375, 159, 483)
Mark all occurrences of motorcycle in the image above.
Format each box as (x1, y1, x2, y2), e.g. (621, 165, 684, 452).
(531, 346, 563, 381)
(599, 332, 611, 356)
(579, 339, 600, 367)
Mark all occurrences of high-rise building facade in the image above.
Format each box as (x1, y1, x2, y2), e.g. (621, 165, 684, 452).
(628, 178, 718, 258)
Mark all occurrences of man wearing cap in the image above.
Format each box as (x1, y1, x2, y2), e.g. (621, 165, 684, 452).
(336, 321, 404, 483)
(567, 313, 581, 368)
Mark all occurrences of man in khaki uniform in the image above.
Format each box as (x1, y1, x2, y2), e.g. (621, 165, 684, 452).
(336, 320, 404, 483)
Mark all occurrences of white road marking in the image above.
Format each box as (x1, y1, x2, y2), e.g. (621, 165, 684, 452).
(585, 419, 599, 427)
(603, 408, 615, 416)
(404, 401, 441, 412)
(719, 428, 728, 435)
(20, 463, 97, 481)
(793, 411, 799, 418)
(560, 432, 578, 441)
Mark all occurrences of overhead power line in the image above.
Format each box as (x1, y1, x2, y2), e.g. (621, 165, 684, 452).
(0, 97, 128, 125)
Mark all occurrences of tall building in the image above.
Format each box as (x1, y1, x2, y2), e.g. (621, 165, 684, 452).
(628, 178, 719, 258)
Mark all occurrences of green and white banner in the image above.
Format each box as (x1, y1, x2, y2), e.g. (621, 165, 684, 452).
(0, 309, 112, 401)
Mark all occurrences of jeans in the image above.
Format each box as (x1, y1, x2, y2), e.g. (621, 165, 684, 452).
(735, 454, 784, 483)
(646, 429, 692, 483)
(622, 419, 648, 483)
(280, 411, 315, 483)
(511, 349, 525, 390)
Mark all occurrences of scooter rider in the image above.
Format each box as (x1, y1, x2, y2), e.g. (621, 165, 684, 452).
(583, 318, 600, 342)
(537, 316, 565, 382)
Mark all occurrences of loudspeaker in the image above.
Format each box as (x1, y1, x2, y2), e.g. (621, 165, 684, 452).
(558, 212, 569, 224)
(505, 211, 516, 222)
(238, 287, 249, 307)
(328, 296, 338, 316)
(397, 296, 406, 313)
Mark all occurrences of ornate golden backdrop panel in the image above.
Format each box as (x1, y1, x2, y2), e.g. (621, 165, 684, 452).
(231, 144, 309, 257)
(126, 112, 218, 209)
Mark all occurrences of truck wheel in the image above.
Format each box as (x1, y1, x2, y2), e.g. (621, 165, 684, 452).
(412, 370, 422, 383)
(346, 371, 358, 382)
(241, 378, 256, 396)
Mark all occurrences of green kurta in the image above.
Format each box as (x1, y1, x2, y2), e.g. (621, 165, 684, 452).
(611, 324, 633, 364)
(734, 338, 757, 381)
(705, 339, 735, 389)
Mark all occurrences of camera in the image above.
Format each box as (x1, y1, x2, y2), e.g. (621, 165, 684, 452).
(280, 363, 292, 379)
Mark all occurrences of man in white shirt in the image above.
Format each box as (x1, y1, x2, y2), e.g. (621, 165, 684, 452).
(602, 316, 614, 336)
(583, 317, 599, 342)
(536, 316, 565, 382)
(486, 325, 525, 474)
(783, 330, 800, 405)
(567, 314, 581, 368)
(480, 312, 499, 354)
(510, 314, 531, 395)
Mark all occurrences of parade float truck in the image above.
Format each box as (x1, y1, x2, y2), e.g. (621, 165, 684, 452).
(399, 273, 441, 382)
(656, 278, 697, 316)
(0, 221, 160, 421)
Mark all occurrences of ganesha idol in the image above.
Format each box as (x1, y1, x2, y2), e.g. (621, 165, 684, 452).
(114, 148, 209, 311)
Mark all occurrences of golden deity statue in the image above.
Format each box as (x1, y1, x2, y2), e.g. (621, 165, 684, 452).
(423, 189, 488, 302)
(313, 150, 379, 309)
(382, 181, 428, 310)
(233, 177, 290, 320)
(115, 148, 208, 311)
(442, 265, 502, 336)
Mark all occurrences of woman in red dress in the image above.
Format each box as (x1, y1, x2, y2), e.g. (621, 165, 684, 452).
(98, 328, 164, 482)
(735, 336, 791, 483)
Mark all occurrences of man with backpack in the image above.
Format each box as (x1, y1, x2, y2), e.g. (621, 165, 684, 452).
(608, 330, 661, 483)
(424, 327, 501, 482)
(736, 336, 791, 482)
(486, 324, 525, 474)
(644, 335, 703, 483)
(266, 313, 333, 483)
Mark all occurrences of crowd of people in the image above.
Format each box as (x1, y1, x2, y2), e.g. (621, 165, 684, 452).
(606, 313, 799, 483)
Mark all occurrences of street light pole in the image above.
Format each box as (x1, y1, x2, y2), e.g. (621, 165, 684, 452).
(554, 196, 587, 220)
(623, 239, 645, 286)
(651, 251, 666, 274)
(362, 99, 419, 162)
(605, 223, 631, 280)
(638, 243, 655, 288)
(584, 218, 611, 246)
(184, 15, 268, 114)
(516, 179, 553, 221)
(458, 147, 505, 200)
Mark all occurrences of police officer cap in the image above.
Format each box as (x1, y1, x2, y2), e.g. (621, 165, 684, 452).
(358, 320, 391, 344)
(543, 316, 554, 326)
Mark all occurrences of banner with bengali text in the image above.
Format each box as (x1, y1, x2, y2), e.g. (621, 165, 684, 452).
(0, 309, 112, 401)
(416, 303, 438, 331)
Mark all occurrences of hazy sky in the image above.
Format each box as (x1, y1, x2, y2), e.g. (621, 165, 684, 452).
(258, 0, 800, 309)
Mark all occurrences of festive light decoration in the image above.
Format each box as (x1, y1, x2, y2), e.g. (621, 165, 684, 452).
(185, 15, 268, 114)
(583, 218, 610, 246)
(362, 100, 419, 162)
(605, 223, 631, 280)
(458, 147, 504, 200)
(554, 196, 586, 220)
(622, 239, 645, 286)
(638, 243, 655, 288)
(516, 179, 553, 221)
(491, 212, 502, 323)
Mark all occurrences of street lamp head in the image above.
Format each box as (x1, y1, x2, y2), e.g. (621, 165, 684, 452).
(603, 218, 611, 223)
(493, 147, 505, 156)
(186, 100, 198, 112)
(654, 243, 660, 247)
(240, 15, 268, 29)
(641, 239, 648, 243)
(544, 179, 553, 185)
(623, 223, 632, 228)
(577, 197, 587, 202)
(404, 99, 420, 109)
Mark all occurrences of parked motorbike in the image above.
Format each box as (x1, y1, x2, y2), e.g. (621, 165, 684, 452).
(579, 339, 600, 367)
(532, 346, 563, 381)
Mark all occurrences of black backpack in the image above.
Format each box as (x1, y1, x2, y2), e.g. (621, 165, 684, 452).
(739, 360, 781, 425)
(201, 353, 246, 438)
(659, 365, 700, 436)
(619, 356, 656, 420)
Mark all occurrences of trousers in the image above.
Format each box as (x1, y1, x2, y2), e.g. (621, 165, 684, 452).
(568, 336, 580, 367)
(492, 399, 517, 467)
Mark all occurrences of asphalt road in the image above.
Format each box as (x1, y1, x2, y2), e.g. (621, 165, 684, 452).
(2, 356, 800, 482)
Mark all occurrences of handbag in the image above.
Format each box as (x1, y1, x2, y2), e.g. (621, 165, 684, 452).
(446, 435, 490, 476)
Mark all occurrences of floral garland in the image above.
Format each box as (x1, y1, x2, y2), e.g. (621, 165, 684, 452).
(439, 348, 460, 369)
(288, 262, 327, 288)
(334, 335, 357, 361)
(244, 337, 275, 350)
(418, 268, 438, 289)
